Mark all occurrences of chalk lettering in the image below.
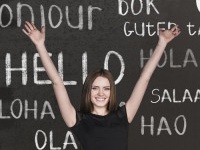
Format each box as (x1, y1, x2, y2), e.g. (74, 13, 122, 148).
(187, 22, 200, 36)
(35, 130, 77, 150)
(104, 51, 125, 84)
(174, 115, 187, 135)
(6, 52, 27, 86)
(151, 89, 200, 103)
(118, 0, 159, 16)
(49, 5, 63, 28)
(88, 6, 102, 30)
(0, 99, 55, 119)
(157, 117, 172, 135)
(5, 51, 125, 86)
(124, 21, 176, 37)
(35, 130, 47, 150)
(140, 49, 198, 68)
(17, 2, 34, 27)
(196, 0, 200, 12)
(141, 115, 187, 135)
(41, 101, 55, 119)
(0, 4, 13, 27)
(82, 52, 88, 84)
(0, 2, 102, 30)
(34, 52, 77, 85)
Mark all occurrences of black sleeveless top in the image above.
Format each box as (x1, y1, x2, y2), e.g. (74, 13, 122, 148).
(70, 103, 129, 150)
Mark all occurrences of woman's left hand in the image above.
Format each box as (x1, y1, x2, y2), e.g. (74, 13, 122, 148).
(159, 25, 181, 44)
(22, 21, 45, 47)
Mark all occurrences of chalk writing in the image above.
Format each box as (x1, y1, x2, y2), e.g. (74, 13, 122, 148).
(5, 51, 125, 86)
(0, 99, 55, 119)
(151, 89, 200, 103)
(141, 115, 187, 135)
(35, 130, 78, 150)
(0, 3, 102, 30)
(140, 48, 198, 68)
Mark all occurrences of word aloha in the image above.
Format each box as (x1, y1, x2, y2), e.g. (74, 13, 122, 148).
(0, 99, 55, 119)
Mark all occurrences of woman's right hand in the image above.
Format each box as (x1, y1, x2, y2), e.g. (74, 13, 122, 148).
(22, 21, 45, 46)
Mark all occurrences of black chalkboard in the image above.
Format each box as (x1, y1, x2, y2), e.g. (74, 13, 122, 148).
(0, 0, 200, 150)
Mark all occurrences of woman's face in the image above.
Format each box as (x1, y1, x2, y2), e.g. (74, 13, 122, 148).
(90, 76, 111, 109)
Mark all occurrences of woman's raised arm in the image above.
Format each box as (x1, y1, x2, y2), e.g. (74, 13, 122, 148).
(22, 21, 76, 127)
(126, 25, 181, 123)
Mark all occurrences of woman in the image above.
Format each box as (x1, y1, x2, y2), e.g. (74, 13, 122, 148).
(22, 21, 180, 150)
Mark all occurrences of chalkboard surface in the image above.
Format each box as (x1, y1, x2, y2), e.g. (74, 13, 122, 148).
(0, 0, 200, 150)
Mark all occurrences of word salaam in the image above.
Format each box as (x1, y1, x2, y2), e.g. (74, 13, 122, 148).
(151, 89, 200, 103)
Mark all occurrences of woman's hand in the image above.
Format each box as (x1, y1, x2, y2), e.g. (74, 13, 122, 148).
(159, 25, 181, 44)
(22, 21, 45, 46)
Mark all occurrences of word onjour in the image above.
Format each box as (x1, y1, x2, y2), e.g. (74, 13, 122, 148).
(0, 2, 102, 29)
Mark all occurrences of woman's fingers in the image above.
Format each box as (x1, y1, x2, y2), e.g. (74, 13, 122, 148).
(22, 21, 42, 36)
(41, 26, 45, 34)
(170, 25, 181, 36)
(25, 21, 34, 30)
(158, 25, 181, 43)
(22, 28, 29, 35)
(31, 22, 37, 30)
(174, 30, 181, 37)
(171, 25, 178, 32)
(23, 21, 35, 35)
(159, 28, 165, 32)
(24, 24, 31, 33)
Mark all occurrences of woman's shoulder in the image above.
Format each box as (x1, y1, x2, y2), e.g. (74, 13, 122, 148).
(116, 101, 128, 119)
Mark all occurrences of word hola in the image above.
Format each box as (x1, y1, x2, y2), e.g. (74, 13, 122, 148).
(140, 48, 198, 68)
(151, 89, 200, 103)
(35, 130, 77, 150)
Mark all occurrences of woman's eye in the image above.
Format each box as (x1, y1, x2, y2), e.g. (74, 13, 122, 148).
(92, 87, 97, 90)
(105, 88, 110, 90)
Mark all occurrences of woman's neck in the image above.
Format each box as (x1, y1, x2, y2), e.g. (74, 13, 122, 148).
(91, 108, 109, 116)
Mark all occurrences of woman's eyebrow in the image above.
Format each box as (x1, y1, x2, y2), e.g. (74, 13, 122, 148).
(92, 85, 110, 87)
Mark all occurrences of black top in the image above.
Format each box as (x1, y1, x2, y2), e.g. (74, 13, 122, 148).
(70, 102, 129, 150)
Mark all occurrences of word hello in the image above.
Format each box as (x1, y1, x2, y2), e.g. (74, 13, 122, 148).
(4, 51, 125, 86)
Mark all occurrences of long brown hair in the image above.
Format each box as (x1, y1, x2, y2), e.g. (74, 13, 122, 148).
(80, 68, 116, 113)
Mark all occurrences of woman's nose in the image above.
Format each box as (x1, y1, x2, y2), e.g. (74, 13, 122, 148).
(98, 89, 104, 95)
